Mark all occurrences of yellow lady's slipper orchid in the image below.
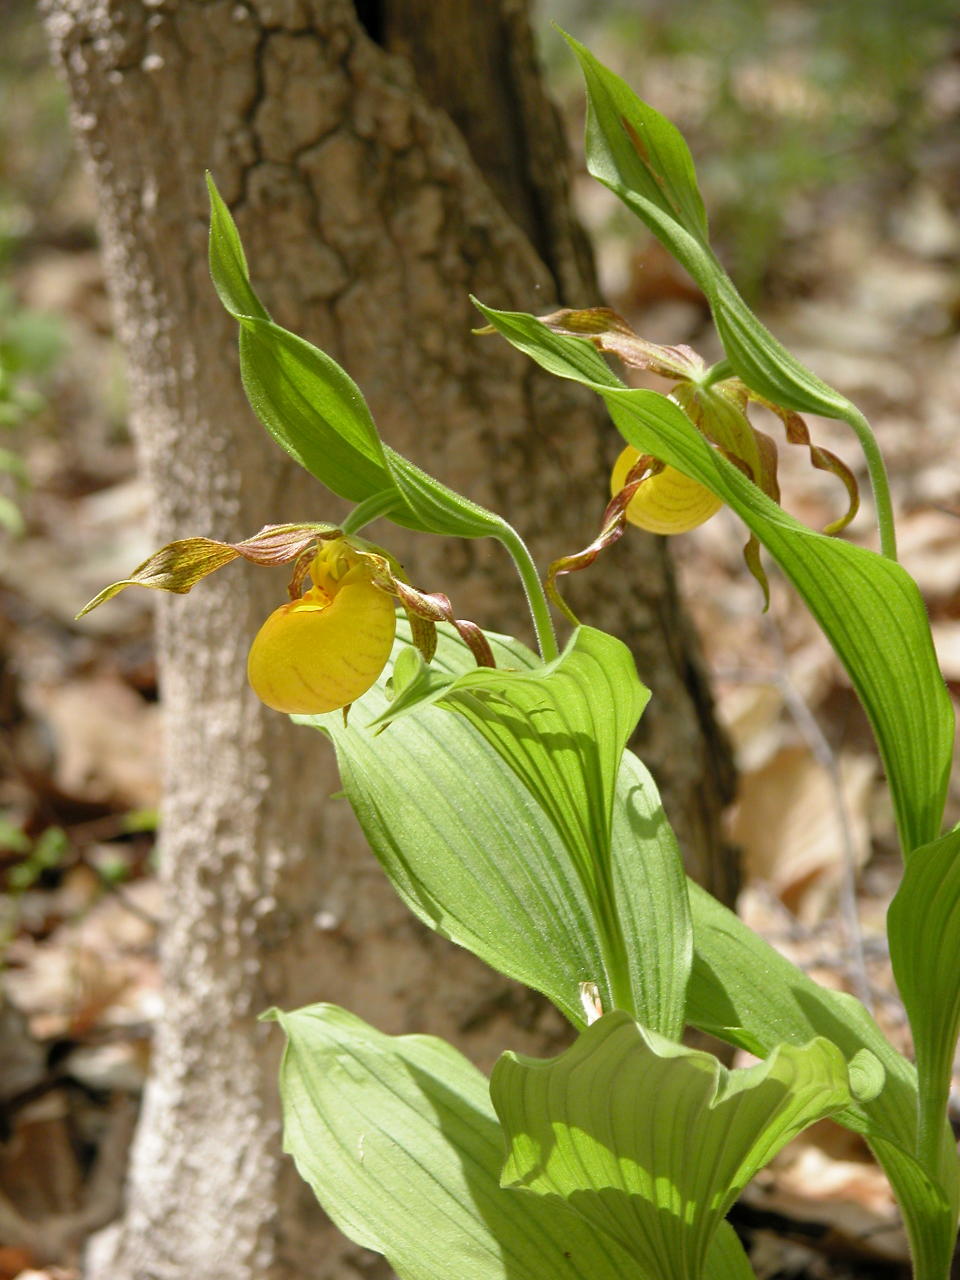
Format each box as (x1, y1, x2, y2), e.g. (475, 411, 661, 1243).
(247, 538, 396, 714)
(610, 445, 722, 535)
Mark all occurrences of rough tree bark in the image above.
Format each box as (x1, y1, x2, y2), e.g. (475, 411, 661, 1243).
(42, 2, 735, 1277)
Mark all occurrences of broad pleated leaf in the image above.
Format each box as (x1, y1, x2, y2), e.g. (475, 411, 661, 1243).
(492, 1012, 861, 1280)
(375, 627, 646, 916)
(688, 881, 959, 1279)
(207, 175, 515, 542)
(475, 305, 953, 857)
(303, 624, 691, 1038)
(563, 34, 855, 420)
(708, 1223, 758, 1280)
(270, 1003, 640, 1280)
(888, 827, 960, 1184)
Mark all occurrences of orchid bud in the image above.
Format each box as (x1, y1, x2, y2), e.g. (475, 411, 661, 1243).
(247, 539, 396, 714)
(610, 445, 722, 535)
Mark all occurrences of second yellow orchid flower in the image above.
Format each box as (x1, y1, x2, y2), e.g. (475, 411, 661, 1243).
(610, 446, 722, 535)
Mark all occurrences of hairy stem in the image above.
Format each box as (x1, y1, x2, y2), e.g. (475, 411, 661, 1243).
(340, 490, 402, 536)
(498, 524, 559, 663)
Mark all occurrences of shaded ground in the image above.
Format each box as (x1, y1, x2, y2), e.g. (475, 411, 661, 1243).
(2, 3, 959, 1277)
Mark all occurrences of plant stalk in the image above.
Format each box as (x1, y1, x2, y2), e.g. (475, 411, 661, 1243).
(840, 404, 898, 561)
(498, 524, 559, 663)
(340, 490, 402, 536)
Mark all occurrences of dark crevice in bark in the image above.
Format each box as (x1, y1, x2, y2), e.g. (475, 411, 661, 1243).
(353, 0, 384, 45)
(380, 2, 550, 281)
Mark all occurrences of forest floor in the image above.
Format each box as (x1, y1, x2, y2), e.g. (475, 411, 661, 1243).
(2, 4, 960, 1278)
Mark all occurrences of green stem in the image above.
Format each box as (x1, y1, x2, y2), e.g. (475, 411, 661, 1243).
(497, 524, 559, 663)
(700, 358, 734, 388)
(701, 363, 898, 562)
(840, 404, 898, 561)
(916, 1078, 950, 1192)
(341, 490, 401, 536)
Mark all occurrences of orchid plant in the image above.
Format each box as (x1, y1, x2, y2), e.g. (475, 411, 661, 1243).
(82, 35, 959, 1280)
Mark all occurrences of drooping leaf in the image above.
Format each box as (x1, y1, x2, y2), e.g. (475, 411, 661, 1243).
(270, 1002, 640, 1280)
(688, 881, 959, 1280)
(303, 624, 691, 1038)
(475, 305, 954, 857)
(492, 1011, 864, 1280)
(888, 826, 960, 1182)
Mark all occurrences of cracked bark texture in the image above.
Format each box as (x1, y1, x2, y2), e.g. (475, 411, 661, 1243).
(42, 2, 736, 1277)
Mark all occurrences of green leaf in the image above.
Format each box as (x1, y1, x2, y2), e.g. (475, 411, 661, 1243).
(271, 1002, 640, 1280)
(425, 626, 655, 1016)
(888, 826, 960, 1181)
(474, 306, 954, 857)
(379, 645, 455, 721)
(304, 623, 691, 1038)
(688, 881, 959, 1280)
(492, 1011, 858, 1280)
(563, 35, 852, 419)
(707, 1223, 758, 1280)
(205, 174, 270, 323)
(472, 296, 624, 391)
(383, 448, 515, 540)
(563, 33, 710, 257)
(208, 175, 394, 502)
(207, 176, 517, 544)
(238, 318, 396, 504)
(391, 627, 646, 894)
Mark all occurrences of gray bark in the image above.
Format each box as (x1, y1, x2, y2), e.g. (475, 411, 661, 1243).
(42, 2, 735, 1276)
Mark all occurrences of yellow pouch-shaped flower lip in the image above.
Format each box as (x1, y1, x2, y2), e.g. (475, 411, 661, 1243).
(247, 540, 397, 715)
(611, 445, 722, 535)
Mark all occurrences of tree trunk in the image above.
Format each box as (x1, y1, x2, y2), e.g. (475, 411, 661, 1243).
(42, 2, 736, 1276)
